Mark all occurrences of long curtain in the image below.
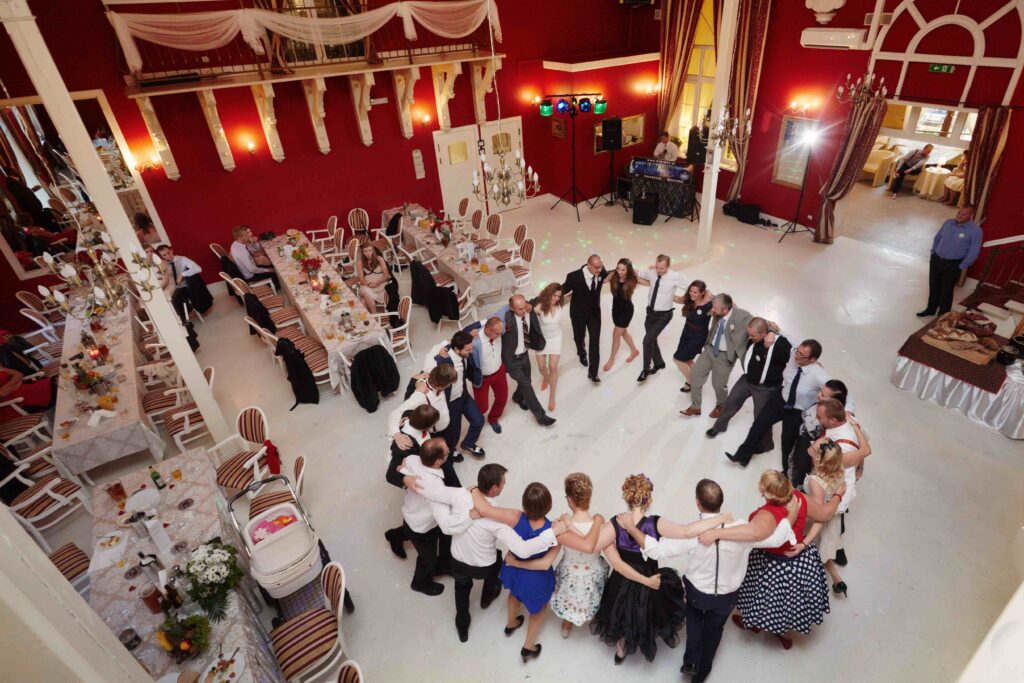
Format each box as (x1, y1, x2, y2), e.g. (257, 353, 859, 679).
(657, 0, 704, 133)
(725, 0, 771, 200)
(816, 97, 888, 244)
(962, 106, 1011, 222)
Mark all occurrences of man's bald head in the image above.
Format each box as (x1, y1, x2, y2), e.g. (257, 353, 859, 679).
(510, 294, 528, 316)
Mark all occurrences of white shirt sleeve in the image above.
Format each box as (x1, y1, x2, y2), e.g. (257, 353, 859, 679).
(641, 535, 696, 562)
(388, 392, 426, 435)
(230, 241, 258, 279)
(425, 486, 474, 535)
(493, 524, 557, 558)
(751, 518, 797, 549)
(422, 343, 446, 373)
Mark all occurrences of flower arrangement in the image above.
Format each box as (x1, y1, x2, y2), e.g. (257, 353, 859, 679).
(184, 539, 244, 621)
(300, 257, 322, 274)
(72, 364, 103, 392)
(319, 275, 338, 296)
(291, 243, 309, 262)
(156, 613, 211, 663)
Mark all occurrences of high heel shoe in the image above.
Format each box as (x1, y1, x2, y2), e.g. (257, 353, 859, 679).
(504, 614, 525, 636)
(833, 581, 848, 597)
(614, 652, 626, 665)
(521, 644, 541, 663)
(777, 634, 793, 650)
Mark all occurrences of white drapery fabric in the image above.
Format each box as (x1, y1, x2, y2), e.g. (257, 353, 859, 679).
(891, 356, 1024, 439)
(108, 0, 502, 73)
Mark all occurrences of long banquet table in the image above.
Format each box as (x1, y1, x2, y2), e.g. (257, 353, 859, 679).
(264, 232, 390, 389)
(89, 448, 282, 682)
(52, 302, 165, 477)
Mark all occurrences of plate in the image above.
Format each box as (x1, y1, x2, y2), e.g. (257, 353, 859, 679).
(203, 649, 247, 683)
(98, 533, 122, 549)
(124, 488, 161, 514)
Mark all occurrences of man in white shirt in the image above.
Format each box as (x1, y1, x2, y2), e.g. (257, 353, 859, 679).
(653, 131, 680, 162)
(423, 330, 485, 460)
(618, 480, 796, 682)
(467, 317, 508, 433)
(817, 398, 869, 515)
(384, 404, 440, 559)
(636, 254, 687, 383)
(388, 364, 459, 484)
(229, 225, 278, 287)
(155, 243, 211, 322)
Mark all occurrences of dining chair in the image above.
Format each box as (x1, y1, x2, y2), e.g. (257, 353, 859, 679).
(141, 364, 187, 432)
(47, 542, 91, 597)
(19, 309, 64, 344)
(16, 291, 65, 325)
(308, 215, 339, 254)
(336, 660, 365, 683)
(248, 455, 307, 520)
(437, 286, 477, 333)
(0, 398, 52, 453)
(269, 561, 350, 682)
(511, 238, 535, 290)
(231, 279, 305, 334)
(0, 442, 58, 483)
(207, 406, 270, 496)
(492, 224, 528, 265)
(262, 329, 331, 387)
(469, 208, 484, 236)
(377, 296, 414, 363)
(209, 243, 228, 260)
(4, 467, 91, 553)
(347, 208, 369, 237)
(160, 366, 215, 453)
(475, 214, 503, 252)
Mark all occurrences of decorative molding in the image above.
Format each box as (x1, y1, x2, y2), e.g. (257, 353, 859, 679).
(134, 97, 180, 180)
(805, 0, 846, 25)
(349, 72, 375, 146)
(392, 67, 421, 139)
(469, 58, 500, 126)
(251, 83, 284, 162)
(195, 89, 235, 171)
(541, 53, 659, 73)
(302, 77, 330, 155)
(431, 63, 461, 130)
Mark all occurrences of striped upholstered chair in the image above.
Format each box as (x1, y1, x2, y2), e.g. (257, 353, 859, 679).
(270, 561, 350, 682)
(4, 465, 91, 552)
(248, 455, 306, 520)
(307, 215, 339, 255)
(347, 208, 369, 238)
(260, 328, 330, 387)
(492, 224, 528, 265)
(469, 208, 484, 237)
(336, 660, 365, 683)
(0, 398, 52, 453)
(229, 279, 304, 334)
(208, 406, 270, 498)
(160, 367, 215, 452)
(474, 213, 502, 253)
(511, 237, 535, 290)
(48, 542, 90, 596)
(15, 291, 65, 326)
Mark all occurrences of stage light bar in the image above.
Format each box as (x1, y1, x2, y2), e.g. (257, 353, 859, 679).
(593, 98, 608, 114)
(578, 98, 593, 113)
(539, 99, 553, 116)
(556, 98, 571, 114)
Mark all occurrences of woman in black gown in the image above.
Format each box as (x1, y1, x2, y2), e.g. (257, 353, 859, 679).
(673, 279, 713, 392)
(602, 258, 640, 371)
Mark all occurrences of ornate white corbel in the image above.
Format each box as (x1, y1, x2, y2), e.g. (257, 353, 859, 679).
(135, 97, 180, 180)
(431, 63, 461, 131)
(251, 83, 285, 162)
(393, 67, 421, 140)
(469, 58, 500, 126)
(196, 90, 235, 172)
(303, 77, 330, 155)
(349, 73, 375, 147)
(806, 0, 846, 25)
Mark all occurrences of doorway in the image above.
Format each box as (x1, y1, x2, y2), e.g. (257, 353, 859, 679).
(432, 124, 484, 219)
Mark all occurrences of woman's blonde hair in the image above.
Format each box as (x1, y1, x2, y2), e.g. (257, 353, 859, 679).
(758, 470, 793, 506)
(622, 474, 653, 509)
(564, 472, 593, 510)
(814, 441, 846, 492)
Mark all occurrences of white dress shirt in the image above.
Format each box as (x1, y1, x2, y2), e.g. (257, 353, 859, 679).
(167, 255, 201, 289)
(581, 266, 599, 291)
(480, 335, 502, 376)
(654, 140, 680, 162)
(641, 517, 796, 595)
(446, 496, 557, 568)
(639, 269, 685, 311)
(514, 314, 528, 355)
(825, 420, 861, 514)
(423, 343, 466, 400)
(230, 240, 271, 280)
(387, 387, 450, 435)
(399, 456, 474, 534)
(781, 352, 830, 411)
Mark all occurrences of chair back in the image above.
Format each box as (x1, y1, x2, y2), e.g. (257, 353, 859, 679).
(293, 455, 306, 496)
(347, 238, 360, 263)
(457, 197, 469, 219)
(337, 660, 364, 683)
(513, 224, 528, 246)
(332, 227, 346, 255)
(243, 316, 265, 338)
(19, 309, 55, 335)
(326, 215, 338, 235)
(347, 208, 369, 233)
(230, 278, 252, 296)
(321, 561, 346, 616)
(485, 213, 502, 238)
(397, 296, 411, 324)
(519, 238, 535, 264)
(209, 243, 227, 259)
(457, 286, 472, 312)
(236, 406, 268, 444)
(15, 291, 47, 313)
(470, 209, 483, 232)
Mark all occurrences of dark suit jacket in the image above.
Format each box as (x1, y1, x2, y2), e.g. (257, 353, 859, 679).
(703, 306, 754, 365)
(499, 305, 545, 365)
(562, 266, 608, 320)
(433, 344, 481, 401)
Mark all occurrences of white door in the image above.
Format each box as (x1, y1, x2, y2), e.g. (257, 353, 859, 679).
(432, 124, 484, 219)
(479, 116, 526, 214)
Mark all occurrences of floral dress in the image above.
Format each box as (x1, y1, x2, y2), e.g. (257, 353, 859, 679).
(550, 520, 609, 626)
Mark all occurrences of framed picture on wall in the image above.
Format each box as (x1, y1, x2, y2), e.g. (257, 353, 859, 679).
(772, 116, 816, 189)
(594, 114, 645, 154)
(552, 118, 566, 139)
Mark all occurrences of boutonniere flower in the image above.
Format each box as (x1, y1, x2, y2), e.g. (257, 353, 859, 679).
(729, 324, 735, 331)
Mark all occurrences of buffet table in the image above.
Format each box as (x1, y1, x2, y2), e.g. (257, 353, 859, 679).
(89, 448, 282, 682)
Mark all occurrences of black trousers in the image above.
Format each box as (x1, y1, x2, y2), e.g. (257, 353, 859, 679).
(246, 272, 280, 289)
(735, 391, 802, 465)
(790, 432, 814, 487)
(170, 288, 192, 324)
(571, 312, 601, 376)
(683, 579, 738, 683)
(925, 254, 963, 314)
(506, 352, 546, 419)
(404, 523, 452, 589)
(642, 308, 674, 370)
(890, 162, 915, 193)
(452, 553, 503, 631)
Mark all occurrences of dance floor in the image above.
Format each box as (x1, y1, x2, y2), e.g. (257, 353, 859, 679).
(48, 195, 1023, 681)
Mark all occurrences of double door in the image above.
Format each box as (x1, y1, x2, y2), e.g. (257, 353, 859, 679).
(432, 116, 524, 218)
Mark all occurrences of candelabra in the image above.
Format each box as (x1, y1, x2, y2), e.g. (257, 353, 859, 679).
(836, 71, 888, 106)
(699, 105, 752, 149)
(37, 231, 163, 321)
(471, 143, 540, 209)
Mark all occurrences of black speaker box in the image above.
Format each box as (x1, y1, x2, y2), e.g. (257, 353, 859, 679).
(602, 117, 623, 151)
(632, 193, 659, 225)
(686, 125, 707, 165)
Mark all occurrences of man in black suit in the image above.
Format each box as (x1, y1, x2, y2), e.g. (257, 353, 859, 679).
(498, 295, 556, 426)
(562, 254, 607, 383)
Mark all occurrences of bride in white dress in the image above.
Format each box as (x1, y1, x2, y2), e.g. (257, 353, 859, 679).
(534, 282, 565, 412)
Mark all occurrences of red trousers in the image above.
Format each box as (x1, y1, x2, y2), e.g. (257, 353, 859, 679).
(473, 366, 508, 424)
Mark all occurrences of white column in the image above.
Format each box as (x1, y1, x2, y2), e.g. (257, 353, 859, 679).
(1, 0, 231, 443)
(697, 0, 740, 258)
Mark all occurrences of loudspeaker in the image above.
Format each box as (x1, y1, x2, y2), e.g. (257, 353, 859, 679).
(686, 125, 707, 165)
(632, 193, 659, 225)
(602, 118, 623, 151)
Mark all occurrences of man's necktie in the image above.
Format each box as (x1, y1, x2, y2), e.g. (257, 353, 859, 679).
(522, 316, 532, 350)
(785, 367, 803, 409)
(650, 275, 661, 308)
(170, 259, 178, 283)
(712, 319, 725, 357)
(591, 275, 598, 293)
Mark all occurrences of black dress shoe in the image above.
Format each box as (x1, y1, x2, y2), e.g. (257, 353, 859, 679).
(651, 362, 666, 374)
(521, 643, 542, 663)
(725, 451, 748, 467)
(481, 589, 501, 609)
(916, 309, 936, 317)
(614, 652, 626, 665)
(705, 427, 719, 438)
(411, 581, 444, 596)
(457, 622, 469, 643)
(833, 581, 848, 597)
(384, 528, 407, 559)
(578, 353, 589, 367)
(504, 614, 525, 636)
(637, 370, 649, 383)
(537, 415, 556, 427)
(834, 548, 848, 566)
(589, 374, 601, 383)
(450, 452, 465, 463)
(461, 444, 486, 458)
(681, 663, 699, 677)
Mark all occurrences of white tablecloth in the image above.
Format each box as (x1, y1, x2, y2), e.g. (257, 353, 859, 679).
(914, 167, 951, 200)
(891, 356, 1024, 439)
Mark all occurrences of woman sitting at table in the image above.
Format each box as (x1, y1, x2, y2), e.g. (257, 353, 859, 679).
(939, 151, 969, 206)
(356, 243, 391, 311)
(0, 364, 54, 418)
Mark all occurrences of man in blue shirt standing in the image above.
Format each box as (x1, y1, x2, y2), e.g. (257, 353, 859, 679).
(917, 205, 983, 317)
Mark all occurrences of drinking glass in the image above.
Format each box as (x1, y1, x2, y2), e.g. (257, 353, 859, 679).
(105, 481, 127, 505)
(140, 584, 162, 614)
(171, 468, 183, 481)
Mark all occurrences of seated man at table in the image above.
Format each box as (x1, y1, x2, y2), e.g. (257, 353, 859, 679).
(654, 131, 680, 162)
(156, 243, 213, 322)
(230, 225, 278, 288)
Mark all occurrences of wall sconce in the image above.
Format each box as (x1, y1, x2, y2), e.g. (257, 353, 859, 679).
(644, 83, 661, 95)
(247, 141, 256, 156)
(787, 98, 821, 116)
(532, 95, 542, 106)
(420, 113, 432, 127)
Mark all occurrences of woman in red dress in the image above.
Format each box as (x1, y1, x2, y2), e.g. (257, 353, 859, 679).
(0, 365, 53, 415)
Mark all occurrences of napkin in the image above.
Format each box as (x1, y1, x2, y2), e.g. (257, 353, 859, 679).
(89, 532, 127, 572)
(144, 518, 174, 555)
(87, 409, 118, 427)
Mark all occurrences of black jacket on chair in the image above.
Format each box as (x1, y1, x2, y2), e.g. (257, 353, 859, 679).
(350, 345, 400, 412)
(220, 255, 245, 305)
(384, 276, 401, 327)
(243, 292, 276, 334)
(409, 261, 435, 305)
(428, 286, 459, 324)
(275, 337, 319, 408)
(562, 266, 607, 321)
(184, 274, 214, 314)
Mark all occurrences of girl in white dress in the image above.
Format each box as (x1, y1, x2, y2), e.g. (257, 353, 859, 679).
(534, 283, 565, 412)
(803, 441, 847, 597)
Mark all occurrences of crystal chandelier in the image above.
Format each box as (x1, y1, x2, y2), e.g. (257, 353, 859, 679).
(699, 105, 752, 149)
(472, 144, 540, 208)
(837, 71, 888, 106)
(37, 231, 162, 321)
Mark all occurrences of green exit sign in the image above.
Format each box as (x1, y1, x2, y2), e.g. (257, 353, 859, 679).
(929, 64, 957, 74)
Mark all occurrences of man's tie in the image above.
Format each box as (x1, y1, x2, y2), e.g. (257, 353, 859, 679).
(711, 318, 725, 357)
(521, 315, 532, 350)
(591, 274, 598, 294)
(170, 259, 178, 283)
(785, 366, 803, 409)
(650, 275, 661, 308)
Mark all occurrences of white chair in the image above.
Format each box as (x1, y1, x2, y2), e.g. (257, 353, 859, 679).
(347, 208, 369, 237)
(443, 197, 471, 231)
(160, 367, 215, 452)
(262, 328, 331, 388)
(492, 224, 528, 265)
(140, 362, 189, 432)
(207, 406, 271, 496)
(307, 215, 339, 254)
(47, 542, 91, 597)
(19, 309, 64, 344)
(15, 291, 65, 326)
(248, 455, 307, 519)
(379, 296, 414, 363)
(5, 467, 91, 553)
(475, 214, 502, 252)
(337, 660, 365, 683)
(230, 279, 305, 334)
(209, 243, 228, 260)
(0, 398, 52, 452)
(511, 238, 535, 289)
(438, 286, 477, 332)
(469, 208, 484, 237)
(269, 561, 351, 682)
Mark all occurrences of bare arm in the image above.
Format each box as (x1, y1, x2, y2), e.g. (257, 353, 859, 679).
(656, 513, 733, 539)
(505, 545, 560, 571)
(471, 488, 522, 528)
(842, 422, 872, 469)
(556, 514, 605, 553)
(699, 510, 776, 545)
(602, 543, 660, 589)
(804, 480, 846, 523)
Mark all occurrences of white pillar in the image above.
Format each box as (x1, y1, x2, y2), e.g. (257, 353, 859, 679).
(697, 0, 740, 258)
(1, 0, 231, 443)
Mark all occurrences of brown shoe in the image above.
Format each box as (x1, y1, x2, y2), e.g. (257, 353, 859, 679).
(709, 405, 724, 418)
(680, 407, 701, 417)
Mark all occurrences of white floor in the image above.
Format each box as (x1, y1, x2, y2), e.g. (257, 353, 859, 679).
(44, 195, 1024, 682)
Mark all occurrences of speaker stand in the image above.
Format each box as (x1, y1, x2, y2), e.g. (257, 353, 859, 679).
(550, 107, 595, 222)
(778, 152, 815, 243)
(593, 149, 618, 207)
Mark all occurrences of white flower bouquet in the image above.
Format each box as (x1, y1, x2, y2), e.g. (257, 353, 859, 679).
(184, 538, 243, 621)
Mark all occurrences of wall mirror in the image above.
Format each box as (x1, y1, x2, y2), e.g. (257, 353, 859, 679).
(772, 115, 816, 189)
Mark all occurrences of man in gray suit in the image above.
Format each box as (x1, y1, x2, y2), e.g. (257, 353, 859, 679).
(497, 294, 556, 427)
(681, 293, 754, 418)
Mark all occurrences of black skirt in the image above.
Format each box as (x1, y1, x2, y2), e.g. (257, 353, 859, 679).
(736, 546, 830, 635)
(611, 295, 634, 328)
(590, 550, 686, 661)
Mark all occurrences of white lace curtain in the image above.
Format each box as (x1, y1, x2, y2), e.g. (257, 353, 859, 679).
(109, 0, 502, 74)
